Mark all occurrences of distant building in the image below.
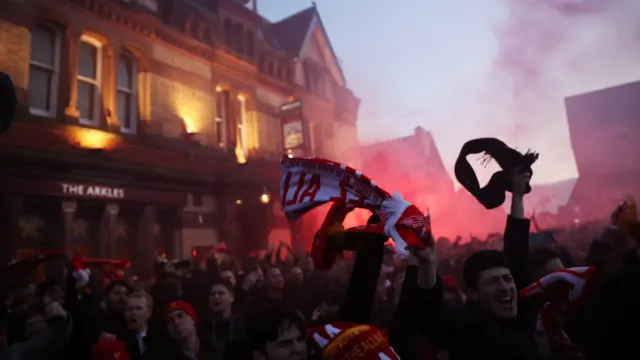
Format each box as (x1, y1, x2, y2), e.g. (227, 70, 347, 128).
(562, 80, 640, 222)
(351, 127, 505, 238)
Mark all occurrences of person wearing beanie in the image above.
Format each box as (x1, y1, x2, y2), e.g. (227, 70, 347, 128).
(145, 300, 214, 359)
(309, 322, 399, 360)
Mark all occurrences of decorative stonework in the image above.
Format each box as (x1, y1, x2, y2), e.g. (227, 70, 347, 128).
(56, 0, 217, 62)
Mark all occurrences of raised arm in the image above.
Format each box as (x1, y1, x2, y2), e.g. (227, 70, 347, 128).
(503, 171, 532, 291)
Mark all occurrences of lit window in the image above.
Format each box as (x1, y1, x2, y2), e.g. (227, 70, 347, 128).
(215, 89, 230, 148)
(117, 51, 138, 134)
(77, 36, 102, 126)
(236, 95, 247, 163)
(28, 23, 61, 117)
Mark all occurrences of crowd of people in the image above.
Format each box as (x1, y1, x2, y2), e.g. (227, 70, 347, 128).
(1, 167, 640, 360)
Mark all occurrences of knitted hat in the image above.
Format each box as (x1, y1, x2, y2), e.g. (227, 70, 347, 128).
(454, 138, 538, 209)
(93, 340, 130, 360)
(309, 322, 399, 360)
(165, 301, 198, 323)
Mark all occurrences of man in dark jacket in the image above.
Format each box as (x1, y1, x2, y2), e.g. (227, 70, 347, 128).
(415, 171, 540, 360)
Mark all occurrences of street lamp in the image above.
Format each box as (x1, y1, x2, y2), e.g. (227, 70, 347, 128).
(260, 186, 270, 204)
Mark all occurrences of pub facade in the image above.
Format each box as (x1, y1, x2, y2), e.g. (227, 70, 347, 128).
(0, 0, 360, 275)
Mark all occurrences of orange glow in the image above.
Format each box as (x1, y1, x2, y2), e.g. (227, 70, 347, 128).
(65, 127, 121, 150)
(183, 117, 196, 133)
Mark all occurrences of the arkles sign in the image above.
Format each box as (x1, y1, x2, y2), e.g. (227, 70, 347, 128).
(61, 183, 125, 199)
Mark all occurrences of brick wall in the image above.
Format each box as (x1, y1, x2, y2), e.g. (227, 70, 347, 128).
(0, 19, 30, 99)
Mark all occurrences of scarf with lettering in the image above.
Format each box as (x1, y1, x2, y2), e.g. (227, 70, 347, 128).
(281, 156, 431, 268)
(521, 266, 596, 353)
(309, 322, 400, 360)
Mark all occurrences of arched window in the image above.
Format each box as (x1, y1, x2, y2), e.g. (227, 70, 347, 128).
(117, 50, 138, 134)
(245, 30, 255, 58)
(223, 18, 233, 47)
(234, 23, 244, 53)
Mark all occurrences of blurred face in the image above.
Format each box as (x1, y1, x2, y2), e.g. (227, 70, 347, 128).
(266, 267, 285, 290)
(533, 258, 564, 280)
(166, 310, 195, 340)
(209, 284, 234, 314)
(107, 285, 128, 312)
(125, 296, 152, 332)
(220, 270, 236, 287)
(311, 302, 339, 324)
(298, 257, 314, 278)
(23, 314, 46, 339)
(376, 273, 388, 300)
(475, 267, 517, 319)
(287, 267, 304, 286)
(255, 323, 307, 360)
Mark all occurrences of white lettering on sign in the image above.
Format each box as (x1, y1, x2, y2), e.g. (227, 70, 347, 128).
(61, 184, 125, 199)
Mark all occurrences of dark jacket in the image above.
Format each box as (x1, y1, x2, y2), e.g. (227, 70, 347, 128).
(198, 313, 247, 360)
(418, 215, 540, 360)
(580, 251, 640, 360)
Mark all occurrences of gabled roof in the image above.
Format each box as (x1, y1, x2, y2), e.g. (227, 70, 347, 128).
(269, 6, 316, 57)
(357, 127, 452, 190)
(268, 5, 346, 85)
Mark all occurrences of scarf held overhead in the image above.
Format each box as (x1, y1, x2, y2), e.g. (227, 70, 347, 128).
(280, 156, 431, 260)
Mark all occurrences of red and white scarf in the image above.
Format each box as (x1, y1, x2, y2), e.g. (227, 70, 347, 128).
(521, 266, 596, 353)
(280, 156, 431, 259)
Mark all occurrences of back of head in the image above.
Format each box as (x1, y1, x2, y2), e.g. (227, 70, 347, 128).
(462, 250, 510, 289)
(248, 309, 306, 352)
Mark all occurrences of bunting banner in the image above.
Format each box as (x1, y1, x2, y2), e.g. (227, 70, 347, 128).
(280, 156, 390, 222)
(280, 156, 432, 262)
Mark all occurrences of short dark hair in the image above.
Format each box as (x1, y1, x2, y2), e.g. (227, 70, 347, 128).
(104, 280, 131, 296)
(248, 309, 306, 352)
(319, 290, 343, 307)
(210, 278, 235, 295)
(529, 247, 560, 272)
(462, 250, 510, 289)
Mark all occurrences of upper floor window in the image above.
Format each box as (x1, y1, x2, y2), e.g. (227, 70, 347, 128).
(234, 23, 245, 54)
(246, 30, 255, 58)
(28, 23, 62, 117)
(223, 18, 233, 47)
(215, 89, 230, 148)
(77, 36, 102, 126)
(117, 50, 138, 134)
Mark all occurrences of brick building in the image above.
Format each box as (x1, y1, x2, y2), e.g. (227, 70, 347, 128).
(0, 0, 359, 275)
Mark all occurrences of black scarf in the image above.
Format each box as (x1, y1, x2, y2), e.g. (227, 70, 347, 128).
(455, 138, 538, 209)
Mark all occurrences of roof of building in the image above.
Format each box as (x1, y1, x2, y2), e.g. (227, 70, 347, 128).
(356, 127, 452, 190)
(264, 4, 346, 84)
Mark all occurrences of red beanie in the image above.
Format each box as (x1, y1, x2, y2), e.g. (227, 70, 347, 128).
(309, 322, 399, 360)
(165, 301, 198, 323)
(93, 340, 130, 360)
